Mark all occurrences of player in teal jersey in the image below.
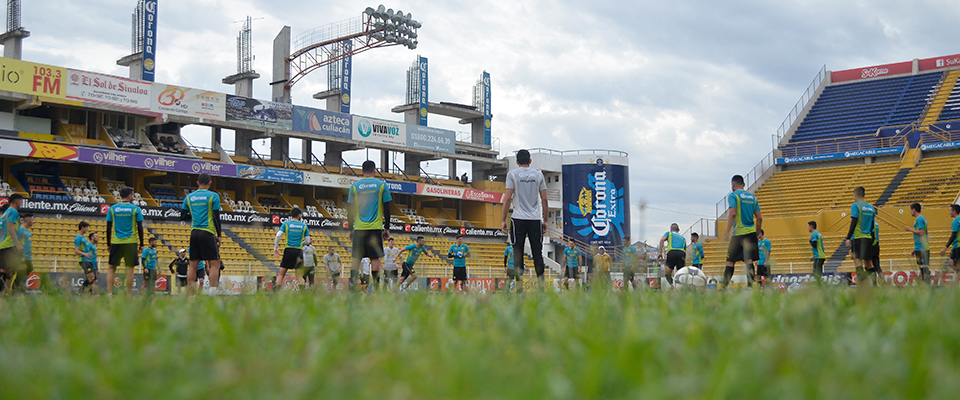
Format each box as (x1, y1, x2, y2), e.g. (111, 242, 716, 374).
(347, 160, 392, 291)
(562, 239, 583, 290)
(845, 186, 876, 280)
(690, 233, 705, 269)
(273, 208, 310, 291)
(73, 221, 98, 293)
(939, 204, 960, 272)
(905, 203, 930, 284)
(622, 237, 639, 290)
(141, 238, 159, 294)
(181, 174, 222, 294)
(0, 193, 24, 290)
(448, 235, 471, 292)
(396, 236, 434, 291)
(503, 242, 526, 292)
(808, 221, 826, 282)
(7, 213, 34, 293)
(723, 175, 762, 289)
(658, 223, 686, 286)
(757, 230, 771, 288)
(106, 186, 145, 294)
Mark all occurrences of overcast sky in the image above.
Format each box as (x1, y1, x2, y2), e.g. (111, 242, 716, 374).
(19, 0, 960, 246)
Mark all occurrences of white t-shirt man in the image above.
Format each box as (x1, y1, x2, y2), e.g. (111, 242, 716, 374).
(302, 245, 317, 268)
(505, 166, 547, 220)
(361, 257, 372, 276)
(383, 245, 400, 270)
(323, 252, 342, 274)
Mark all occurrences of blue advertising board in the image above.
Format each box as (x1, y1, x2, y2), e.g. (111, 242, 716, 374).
(141, 0, 158, 82)
(561, 159, 630, 247)
(340, 40, 352, 114)
(407, 125, 455, 153)
(237, 165, 303, 184)
(482, 71, 491, 146)
(919, 140, 960, 151)
(291, 106, 352, 139)
(775, 146, 903, 165)
(418, 56, 428, 126)
(385, 180, 418, 195)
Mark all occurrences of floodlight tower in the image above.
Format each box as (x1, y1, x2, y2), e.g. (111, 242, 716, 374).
(0, 0, 30, 59)
(223, 16, 262, 97)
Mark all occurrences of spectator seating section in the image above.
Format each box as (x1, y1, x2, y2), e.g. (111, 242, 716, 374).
(150, 185, 184, 208)
(938, 77, 960, 122)
(105, 127, 142, 150)
(319, 200, 348, 220)
(23, 174, 72, 202)
(886, 154, 960, 206)
(754, 161, 901, 216)
(150, 222, 269, 276)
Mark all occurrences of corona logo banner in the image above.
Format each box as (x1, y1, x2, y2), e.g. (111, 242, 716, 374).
(562, 156, 630, 247)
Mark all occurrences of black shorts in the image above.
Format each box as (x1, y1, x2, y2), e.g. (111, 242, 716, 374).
(756, 264, 769, 277)
(507, 268, 523, 280)
(851, 238, 873, 261)
(726, 233, 759, 263)
(384, 270, 398, 278)
(0, 247, 17, 271)
(197, 268, 206, 280)
(871, 245, 880, 269)
(280, 248, 303, 270)
(915, 250, 930, 267)
(190, 230, 219, 261)
(813, 258, 825, 274)
(401, 262, 416, 278)
(80, 261, 97, 275)
(665, 250, 685, 270)
(564, 266, 579, 279)
(453, 267, 468, 281)
(108, 243, 139, 267)
(949, 248, 960, 263)
(359, 274, 370, 285)
(352, 230, 384, 260)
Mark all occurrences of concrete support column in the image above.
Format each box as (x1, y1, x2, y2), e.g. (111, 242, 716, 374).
(325, 143, 353, 168)
(0, 29, 30, 60)
(470, 118, 485, 145)
(380, 150, 390, 173)
(472, 164, 487, 183)
(270, 137, 289, 161)
(302, 140, 313, 164)
(448, 159, 457, 181)
(271, 26, 292, 104)
(405, 154, 423, 177)
(211, 127, 222, 150)
(235, 129, 256, 158)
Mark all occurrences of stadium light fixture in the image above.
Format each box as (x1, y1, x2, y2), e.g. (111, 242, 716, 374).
(364, 7, 375, 17)
(391, 10, 403, 23)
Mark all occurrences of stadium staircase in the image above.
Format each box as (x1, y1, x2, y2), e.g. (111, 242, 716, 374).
(223, 227, 278, 273)
(922, 69, 960, 125)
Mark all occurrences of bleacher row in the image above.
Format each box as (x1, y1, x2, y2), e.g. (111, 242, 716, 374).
(698, 153, 960, 277)
(25, 217, 524, 280)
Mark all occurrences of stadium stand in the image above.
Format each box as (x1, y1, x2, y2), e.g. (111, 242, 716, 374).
(886, 154, 960, 206)
(753, 161, 900, 216)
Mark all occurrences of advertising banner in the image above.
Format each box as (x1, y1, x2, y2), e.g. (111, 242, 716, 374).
(77, 148, 237, 177)
(0, 138, 78, 160)
(831, 61, 913, 83)
(151, 84, 225, 120)
(775, 146, 903, 165)
(0, 57, 67, 99)
(418, 56, 428, 126)
(302, 171, 361, 188)
(210, 276, 258, 295)
(437, 277, 496, 293)
(482, 71, 491, 145)
(561, 158, 630, 247)
(66, 69, 153, 110)
(420, 184, 465, 199)
(919, 53, 960, 72)
(226, 95, 293, 130)
(385, 180, 419, 195)
(237, 165, 303, 183)
(292, 105, 352, 139)
(340, 40, 352, 114)
(407, 124, 455, 153)
(140, 0, 158, 82)
(462, 188, 503, 203)
(0, 196, 108, 216)
(919, 140, 960, 151)
(352, 115, 406, 147)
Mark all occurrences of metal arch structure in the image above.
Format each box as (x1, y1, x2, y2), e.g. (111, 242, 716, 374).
(284, 11, 419, 90)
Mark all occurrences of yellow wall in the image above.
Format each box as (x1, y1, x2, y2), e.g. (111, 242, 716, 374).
(717, 205, 955, 238)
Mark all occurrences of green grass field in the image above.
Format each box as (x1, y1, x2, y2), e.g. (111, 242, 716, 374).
(1, 288, 959, 399)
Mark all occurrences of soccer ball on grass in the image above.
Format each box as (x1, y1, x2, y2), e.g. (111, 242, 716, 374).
(673, 266, 708, 290)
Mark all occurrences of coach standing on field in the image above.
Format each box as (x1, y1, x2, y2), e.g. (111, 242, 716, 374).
(501, 149, 548, 282)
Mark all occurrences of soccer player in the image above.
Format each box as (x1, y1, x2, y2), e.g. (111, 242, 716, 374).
(301, 237, 318, 290)
(0, 193, 24, 290)
(141, 237, 159, 294)
(106, 186, 145, 294)
(905, 203, 930, 285)
(503, 242, 526, 292)
(594, 246, 613, 290)
(169, 249, 189, 293)
(868, 220, 882, 286)
(845, 186, 876, 281)
(757, 229, 771, 288)
(273, 207, 310, 291)
(181, 174, 222, 295)
(808, 221, 826, 282)
(396, 236, 434, 291)
(74, 221, 98, 293)
(723, 175, 762, 289)
(500, 149, 548, 282)
(323, 247, 343, 290)
(383, 238, 401, 290)
(347, 160, 392, 291)
(14, 213, 34, 292)
(623, 237, 639, 290)
(448, 235, 471, 292)
(562, 239, 583, 290)
(690, 233, 705, 270)
(359, 257, 372, 292)
(939, 204, 960, 272)
(187, 247, 207, 288)
(657, 223, 686, 286)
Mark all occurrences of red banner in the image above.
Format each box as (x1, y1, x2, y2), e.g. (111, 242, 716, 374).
(831, 61, 913, 83)
(918, 53, 960, 72)
(438, 277, 496, 293)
